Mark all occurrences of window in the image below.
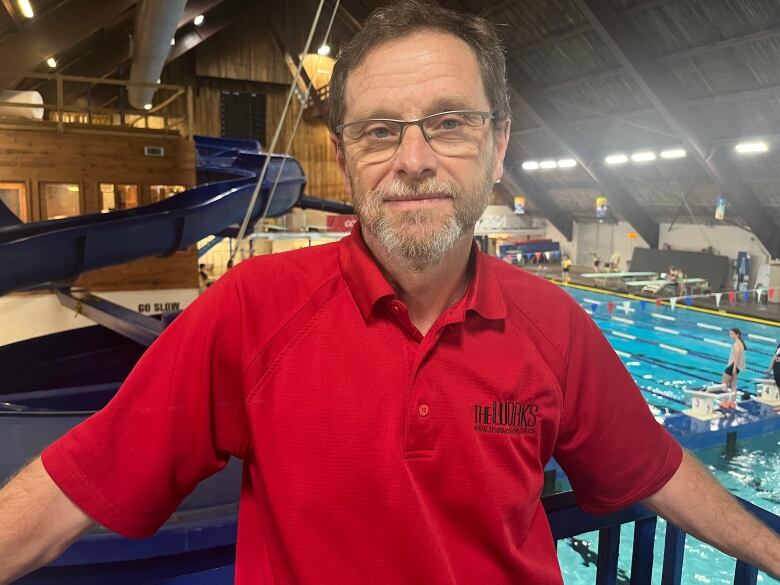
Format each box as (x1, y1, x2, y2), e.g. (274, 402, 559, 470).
(99, 183, 139, 213)
(150, 184, 186, 203)
(42, 183, 81, 219)
(0, 182, 29, 221)
(220, 91, 266, 144)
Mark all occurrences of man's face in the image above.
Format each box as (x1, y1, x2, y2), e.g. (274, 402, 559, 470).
(333, 30, 510, 270)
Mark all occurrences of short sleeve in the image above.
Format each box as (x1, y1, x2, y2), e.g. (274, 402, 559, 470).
(553, 307, 683, 514)
(41, 268, 251, 538)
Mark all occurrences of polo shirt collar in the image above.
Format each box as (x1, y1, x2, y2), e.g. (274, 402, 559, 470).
(339, 223, 506, 322)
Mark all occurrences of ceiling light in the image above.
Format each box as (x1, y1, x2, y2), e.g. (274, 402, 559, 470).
(170, 37, 176, 46)
(66, 184, 79, 192)
(557, 158, 577, 168)
(735, 141, 768, 154)
(17, 0, 33, 18)
(317, 44, 331, 56)
(631, 151, 656, 162)
(605, 153, 628, 165)
(521, 161, 539, 171)
(539, 160, 558, 169)
(46, 57, 57, 69)
(193, 14, 204, 26)
(143, 103, 153, 111)
(660, 148, 686, 159)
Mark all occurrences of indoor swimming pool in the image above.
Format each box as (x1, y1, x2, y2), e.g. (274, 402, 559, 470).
(558, 285, 780, 583)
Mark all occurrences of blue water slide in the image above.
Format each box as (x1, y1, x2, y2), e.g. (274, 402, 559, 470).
(0, 135, 307, 296)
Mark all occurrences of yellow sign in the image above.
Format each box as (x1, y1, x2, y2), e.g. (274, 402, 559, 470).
(596, 196, 607, 218)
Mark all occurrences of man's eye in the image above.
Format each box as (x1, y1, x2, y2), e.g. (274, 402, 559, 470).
(368, 126, 391, 139)
(440, 118, 462, 130)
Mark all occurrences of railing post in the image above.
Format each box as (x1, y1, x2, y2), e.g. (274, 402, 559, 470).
(661, 524, 686, 585)
(733, 560, 758, 585)
(596, 525, 620, 585)
(630, 515, 657, 585)
(187, 85, 195, 138)
(56, 73, 64, 133)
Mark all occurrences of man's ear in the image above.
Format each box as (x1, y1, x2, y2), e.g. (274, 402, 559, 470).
(491, 118, 511, 183)
(331, 132, 353, 198)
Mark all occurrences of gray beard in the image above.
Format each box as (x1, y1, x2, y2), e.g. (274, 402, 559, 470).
(353, 174, 493, 271)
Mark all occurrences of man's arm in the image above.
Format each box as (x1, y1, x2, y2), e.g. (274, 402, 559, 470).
(642, 450, 780, 578)
(0, 457, 94, 584)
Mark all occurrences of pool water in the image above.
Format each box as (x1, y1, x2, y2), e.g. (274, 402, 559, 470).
(556, 286, 780, 584)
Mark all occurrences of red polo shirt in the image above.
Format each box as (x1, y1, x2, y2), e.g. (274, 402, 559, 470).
(42, 227, 682, 584)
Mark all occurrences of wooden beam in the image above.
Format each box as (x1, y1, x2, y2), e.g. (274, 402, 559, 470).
(167, 0, 254, 62)
(0, 0, 23, 29)
(574, 0, 780, 257)
(0, 0, 137, 91)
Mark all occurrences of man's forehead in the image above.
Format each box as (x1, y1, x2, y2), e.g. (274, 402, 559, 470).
(343, 30, 488, 120)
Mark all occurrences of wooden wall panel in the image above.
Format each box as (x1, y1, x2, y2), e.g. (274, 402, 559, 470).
(75, 247, 199, 291)
(0, 129, 196, 220)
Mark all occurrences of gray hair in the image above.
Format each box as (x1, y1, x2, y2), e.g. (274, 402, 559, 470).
(329, 0, 510, 131)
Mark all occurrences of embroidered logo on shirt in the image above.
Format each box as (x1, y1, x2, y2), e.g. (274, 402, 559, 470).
(473, 400, 539, 435)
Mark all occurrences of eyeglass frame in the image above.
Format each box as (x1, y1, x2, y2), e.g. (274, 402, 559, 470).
(334, 110, 497, 158)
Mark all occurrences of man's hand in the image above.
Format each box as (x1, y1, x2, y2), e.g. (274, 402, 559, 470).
(0, 457, 94, 584)
(642, 450, 780, 579)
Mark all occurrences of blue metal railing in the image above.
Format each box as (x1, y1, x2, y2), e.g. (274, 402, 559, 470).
(20, 490, 779, 584)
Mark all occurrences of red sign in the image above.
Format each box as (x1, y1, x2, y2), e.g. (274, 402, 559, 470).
(326, 215, 358, 232)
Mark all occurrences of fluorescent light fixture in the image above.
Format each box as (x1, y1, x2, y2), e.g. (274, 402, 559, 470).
(66, 184, 79, 192)
(317, 44, 331, 56)
(143, 103, 153, 111)
(193, 14, 204, 26)
(605, 153, 628, 165)
(539, 160, 558, 169)
(631, 151, 656, 162)
(46, 57, 57, 69)
(660, 148, 686, 159)
(557, 158, 577, 168)
(17, 0, 33, 18)
(521, 161, 539, 171)
(735, 141, 768, 154)
(170, 37, 176, 46)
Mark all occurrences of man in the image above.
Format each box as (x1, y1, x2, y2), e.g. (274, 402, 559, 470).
(2, 2, 779, 583)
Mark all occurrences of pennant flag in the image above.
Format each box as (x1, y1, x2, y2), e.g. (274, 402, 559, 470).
(756, 288, 764, 303)
(714, 292, 722, 308)
(685, 296, 692, 306)
(607, 301, 615, 316)
(669, 297, 678, 311)
(639, 300, 647, 311)
(590, 303, 598, 314)
(728, 291, 736, 305)
(544, 251, 552, 261)
(534, 252, 542, 262)
(622, 301, 631, 314)
(770, 287, 776, 301)
(655, 298, 662, 308)
(742, 290, 750, 302)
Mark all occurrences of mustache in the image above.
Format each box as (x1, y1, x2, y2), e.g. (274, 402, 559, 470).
(368, 178, 462, 201)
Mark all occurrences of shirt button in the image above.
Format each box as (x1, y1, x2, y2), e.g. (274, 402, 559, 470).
(418, 404, 430, 417)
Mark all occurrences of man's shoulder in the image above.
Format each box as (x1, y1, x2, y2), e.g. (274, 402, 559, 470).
(484, 254, 587, 355)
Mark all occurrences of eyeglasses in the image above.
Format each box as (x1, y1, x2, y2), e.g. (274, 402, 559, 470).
(335, 110, 495, 164)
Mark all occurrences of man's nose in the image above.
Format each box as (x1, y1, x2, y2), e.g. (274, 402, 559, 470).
(391, 124, 438, 180)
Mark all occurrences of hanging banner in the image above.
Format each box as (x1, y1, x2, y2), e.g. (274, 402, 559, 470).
(742, 290, 750, 302)
(714, 292, 722, 308)
(534, 252, 542, 262)
(514, 196, 526, 215)
(770, 287, 776, 301)
(596, 196, 608, 219)
(715, 195, 726, 220)
(607, 301, 615, 316)
(655, 298, 662, 308)
(669, 297, 678, 310)
(756, 288, 764, 303)
(590, 303, 598, 314)
(544, 251, 552, 261)
(639, 300, 648, 311)
(685, 296, 692, 306)
(728, 291, 736, 305)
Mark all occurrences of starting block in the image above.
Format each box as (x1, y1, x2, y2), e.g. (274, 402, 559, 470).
(683, 385, 728, 420)
(755, 379, 780, 407)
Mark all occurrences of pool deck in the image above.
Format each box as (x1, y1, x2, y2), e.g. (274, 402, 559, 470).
(525, 265, 780, 325)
